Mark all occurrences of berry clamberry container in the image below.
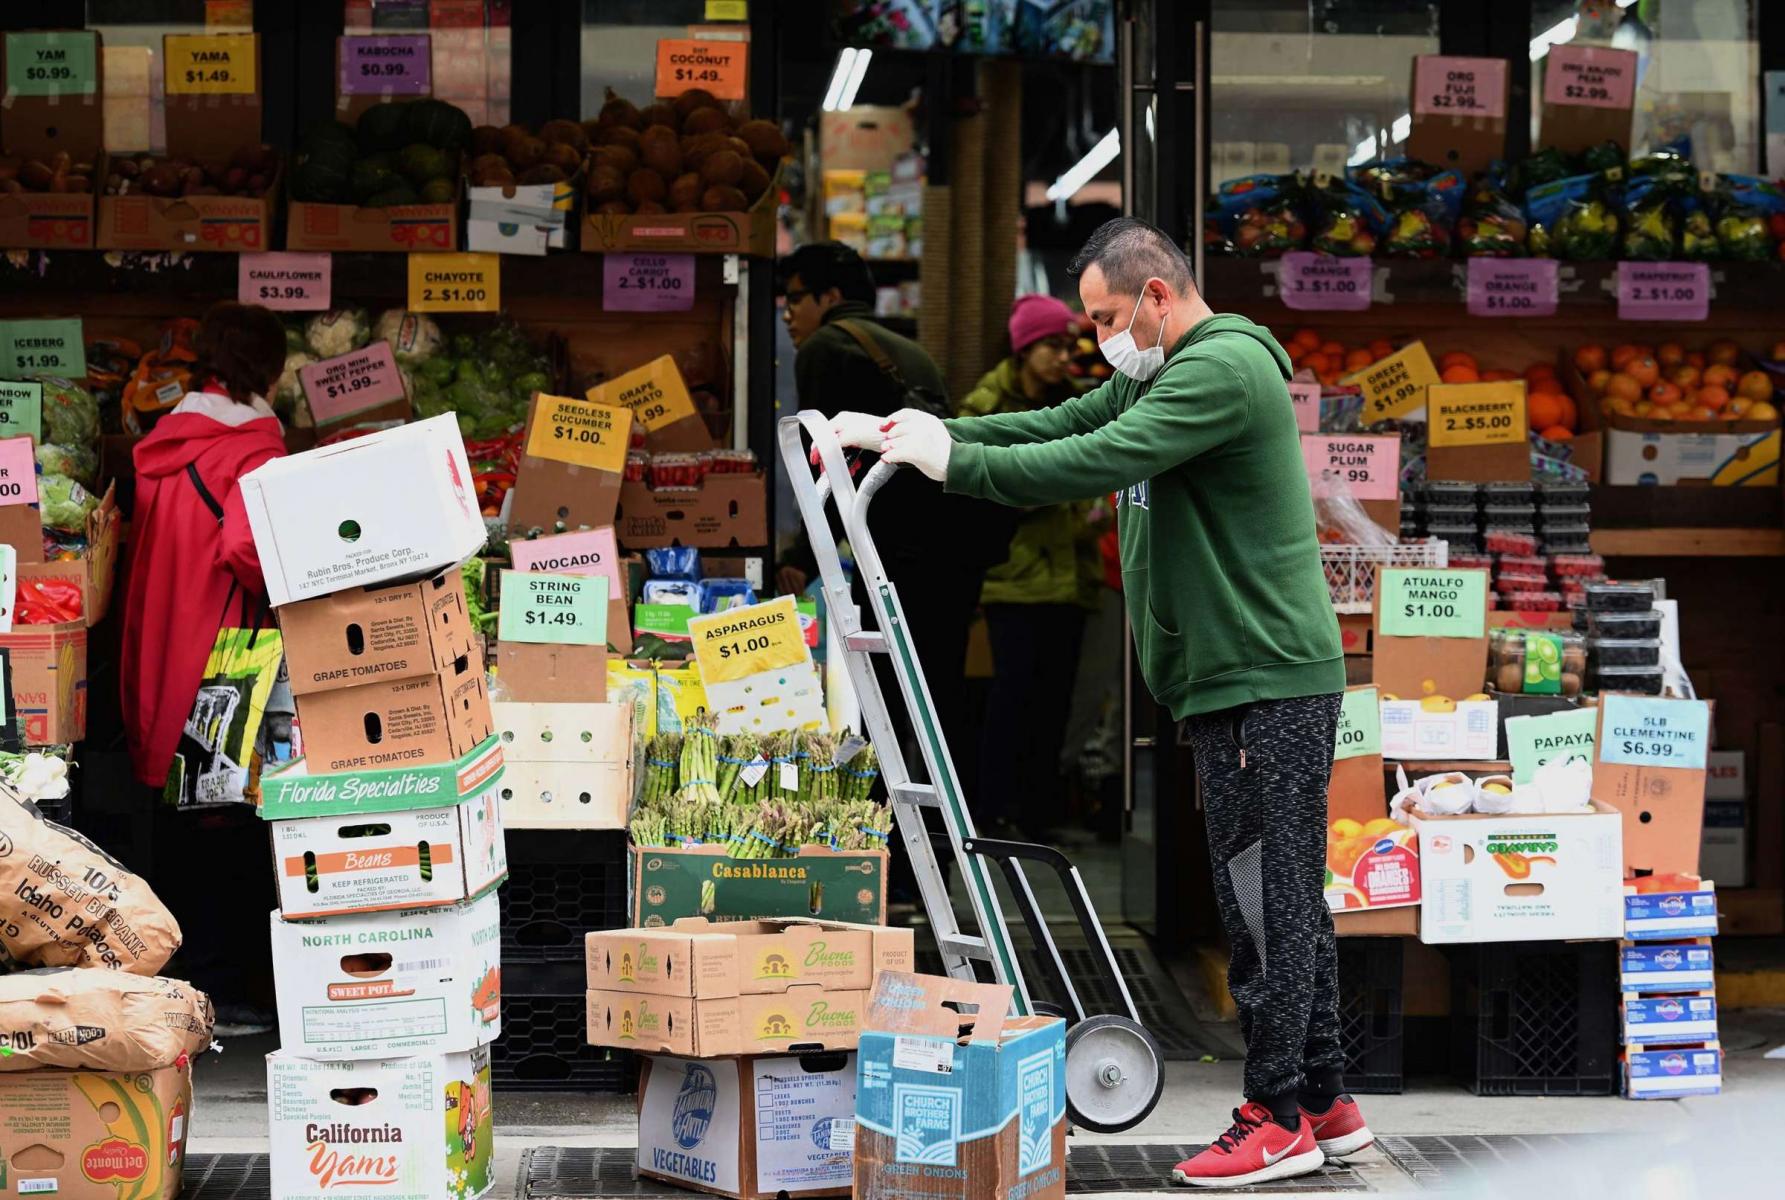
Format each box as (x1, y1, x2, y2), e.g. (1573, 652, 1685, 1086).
(1589, 637, 1661, 667)
(1584, 581, 1657, 612)
(1590, 663, 1664, 694)
(1586, 609, 1662, 639)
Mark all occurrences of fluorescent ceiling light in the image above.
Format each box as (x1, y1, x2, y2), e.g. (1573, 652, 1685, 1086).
(1390, 113, 1410, 142)
(1046, 127, 1120, 202)
(838, 47, 873, 110)
(1348, 133, 1377, 166)
(822, 48, 857, 112)
(1530, 16, 1578, 60)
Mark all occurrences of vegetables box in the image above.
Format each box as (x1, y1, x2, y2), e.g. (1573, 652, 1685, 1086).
(9, 482, 122, 626)
(0, 620, 86, 744)
(631, 845, 887, 927)
(580, 162, 781, 257)
(295, 642, 492, 774)
(0, 31, 103, 251)
(1622, 994, 1718, 1045)
(465, 178, 575, 255)
(1622, 1044, 1721, 1099)
(491, 700, 632, 829)
(585, 917, 914, 998)
(1623, 879, 1717, 940)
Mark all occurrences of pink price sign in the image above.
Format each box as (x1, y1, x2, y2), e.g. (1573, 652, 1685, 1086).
(1278, 252, 1372, 311)
(603, 253, 696, 313)
(508, 527, 625, 600)
(1467, 257, 1558, 318)
(339, 35, 432, 96)
(1543, 44, 1637, 110)
(1413, 56, 1508, 118)
(1301, 434, 1399, 502)
(1287, 380, 1321, 432)
(0, 436, 38, 507)
(239, 252, 331, 311)
(299, 342, 406, 426)
(1617, 261, 1711, 322)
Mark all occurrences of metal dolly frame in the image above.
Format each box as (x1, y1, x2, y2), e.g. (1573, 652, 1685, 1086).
(778, 411, 1164, 1133)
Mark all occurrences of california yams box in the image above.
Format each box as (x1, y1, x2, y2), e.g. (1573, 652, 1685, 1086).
(0, 1061, 191, 1200)
(267, 1047, 494, 1200)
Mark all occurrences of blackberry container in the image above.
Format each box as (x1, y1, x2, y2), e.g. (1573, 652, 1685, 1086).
(1589, 663, 1664, 695)
(1583, 581, 1657, 612)
(1428, 525, 1483, 553)
(1588, 637, 1661, 667)
(1539, 481, 1591, 506)
(1480, 482, 1537, 504)
(1586, 609, 1662, 639)
(1541, 531, 1595, 555)
(1423, 480, 1482, 505)
(1537, 504, 1593, 532)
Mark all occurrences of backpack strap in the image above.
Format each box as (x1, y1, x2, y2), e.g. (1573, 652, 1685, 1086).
(186, 462, 224, 524)
(833, 319, 949, 419)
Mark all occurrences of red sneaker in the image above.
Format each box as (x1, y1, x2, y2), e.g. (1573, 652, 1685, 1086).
(1170, 1102, 1324, 1188)
(1301, 1094, 1374, 1159)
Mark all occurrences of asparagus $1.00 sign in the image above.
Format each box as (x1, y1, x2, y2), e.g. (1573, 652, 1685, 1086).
(689, 596, 825, 735)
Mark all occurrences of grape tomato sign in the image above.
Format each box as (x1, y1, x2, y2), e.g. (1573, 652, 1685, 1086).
(1543, 44, 1637, 110)
(1378, 568, 1487, 640)
(1617, 262, 1710, 322)
(1277, 252, 1372, 312)
(239, 252, 331, 311)
(1299, 434, 1399, 502)
(1467, 257, 1558, 318)
(299, 342, 406, 426)
(1598, 695, 1709, 771)
(1413, 56, 1507, 118)
(585, 355, 698, 434)
(339, 35, 432, 97)
(602, 253, 696, 313)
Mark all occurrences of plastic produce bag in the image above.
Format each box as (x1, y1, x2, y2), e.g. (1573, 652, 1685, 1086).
(37, 375, 100, 446)
(1526, 173, 1618, 260)
(1209, 173, 1308, 258)
(1309, 176, 1384, 256)
(34, 442, 97, 488)
(1458, 177, 1528, 256)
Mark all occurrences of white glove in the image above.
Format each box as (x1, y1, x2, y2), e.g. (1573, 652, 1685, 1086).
(830, 411, 888, 451)
(879, 408, 952, 482)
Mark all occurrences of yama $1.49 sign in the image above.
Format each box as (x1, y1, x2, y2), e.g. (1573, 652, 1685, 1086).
(1379, 568, 1486, 639)
(164, 33, 257, 95)
(498, 571, 608, 646)
(1598, 695, 1709, 771)
(689, 595, 809, 685)
(1343, 340, 1439, 422)
(299, 342, 406, 425)
(1277, 252, 1372, 312)
(526, 395, 631, 473)
(408, 252, 500, 312)
(1427, 381, 1526, 448)
(1617, 261, 1710, 322)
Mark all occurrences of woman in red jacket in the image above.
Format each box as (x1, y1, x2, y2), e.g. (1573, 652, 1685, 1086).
(121, 302, 288, 789)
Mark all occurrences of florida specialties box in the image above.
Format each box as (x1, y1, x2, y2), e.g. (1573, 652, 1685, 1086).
(270, 890, 502, 1059)
(267, 1047, 494, 1200)
(854, 973, 1067, 1200)
(636, 1052, 857, 1199)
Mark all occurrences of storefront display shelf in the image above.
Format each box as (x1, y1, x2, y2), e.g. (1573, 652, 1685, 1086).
(1590, 528, 1785, 558)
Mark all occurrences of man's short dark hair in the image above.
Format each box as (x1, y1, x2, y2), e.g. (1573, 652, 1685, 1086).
(778, 241, 877, 306)
(1067, 218, 1195, 295)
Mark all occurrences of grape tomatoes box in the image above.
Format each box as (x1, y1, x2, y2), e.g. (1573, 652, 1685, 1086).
(277, 568, 475, 696)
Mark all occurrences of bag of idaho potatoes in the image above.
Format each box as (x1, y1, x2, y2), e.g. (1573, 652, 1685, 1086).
(0, 969, 213, 1071)
(0, 786, 183, 975)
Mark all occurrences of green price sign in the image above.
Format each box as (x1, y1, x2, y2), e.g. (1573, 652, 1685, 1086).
(0, 382, 42, 443)
(1505, 707, 1598, 784)
(0, 319, 86, 380)
(4, 32, 99, 97)
(498, 570, 608, 646)
(1334, 686, 1380, 761)
(1378, 568, 1487, 639)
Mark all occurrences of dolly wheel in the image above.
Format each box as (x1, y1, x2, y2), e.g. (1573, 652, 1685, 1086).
(1063, 1014, 1165, 1134)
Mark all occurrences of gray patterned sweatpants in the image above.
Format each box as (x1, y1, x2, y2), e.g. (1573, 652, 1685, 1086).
(1182, 692, 1345, 1102)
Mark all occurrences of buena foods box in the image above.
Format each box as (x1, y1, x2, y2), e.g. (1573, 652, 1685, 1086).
(492, 700, 633, 828)
(586, 917, 914, 998)
(1623, 879, 1718, 940)
(854, 973, 1066, 1200)
(1622, 993, 1718, 1045)
(0, 1061, 191, 1200)
(587, 983, 870, 1057)
(240, 415, 486, 607)
(1623, 1043, 1722, 1099)
(581, 162, 780, 257)
(1410, 799, 1624, 944)
(637, 1052, 856, 1200)
(632, 845, 888, 927)
(1620, 940, 1715, 993)
(270, 890, 502, 1059)
(295, 644, 493, 774)
(278, 569, 476, 695)
(1380, 698, 1499, 760)
(267, 1047, 493, 1200)
(264, 739, 507, 919)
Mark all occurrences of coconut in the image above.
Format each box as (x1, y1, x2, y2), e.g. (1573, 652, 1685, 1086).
(538, 118, 589, 152)
(640, 103, 678, 131)
(595, 199, 631, 216)
(737, 157, 770, 201)
(737, 119, 790, 163)
(680, 133, 730, 172)
(639, 125, 682, 178)
(627, 168, 667, 207)
(519, 164, 567, 185)
(470, 125, 506, 157)
(668, 172, 704, 210)
(699, 149, 744, 188)
(592, 144, 638, 178)
(681, 106, 731, 137)
(543, 141, 582, 172)
(596, 124, 640, 154)
(673, 88, 719, 120)
(701, 184, 748, 212)
(587, 165, 626, 204)
(635, 200, 667, 215)
(507, 136, 547, 171)
(597, 88, 641, 129)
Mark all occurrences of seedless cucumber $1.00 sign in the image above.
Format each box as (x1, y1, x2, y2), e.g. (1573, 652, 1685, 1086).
(525, 395, 631, 474)
(689, 596, 809, 685)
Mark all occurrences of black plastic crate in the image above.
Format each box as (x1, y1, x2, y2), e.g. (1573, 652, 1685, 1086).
(1451, 941, 1618, 1097)
(501, 830, 628, 963)
(494, 963, 637, 1094)
(1337, 937, 1403, 1094)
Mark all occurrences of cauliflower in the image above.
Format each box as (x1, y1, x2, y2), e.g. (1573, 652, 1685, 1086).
(274, 351, 316, 427)
(35, 375, 99, 447)
(303, 308, 371, 358)
(374, 309, 445, 362)
(38, 474, 97, 533)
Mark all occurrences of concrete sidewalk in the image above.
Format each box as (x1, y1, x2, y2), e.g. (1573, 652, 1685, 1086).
(193, 1007, 1785, 1196)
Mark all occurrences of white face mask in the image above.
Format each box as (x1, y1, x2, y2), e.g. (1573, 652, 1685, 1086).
(1100, 281, 1169, 381)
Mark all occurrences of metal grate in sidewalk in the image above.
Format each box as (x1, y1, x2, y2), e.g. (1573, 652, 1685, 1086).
(179, 1154, 270, 1199)
(1379, 1134, 1637, 1190)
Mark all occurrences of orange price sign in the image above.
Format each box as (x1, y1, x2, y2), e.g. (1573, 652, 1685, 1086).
(654, 38, 747, 102)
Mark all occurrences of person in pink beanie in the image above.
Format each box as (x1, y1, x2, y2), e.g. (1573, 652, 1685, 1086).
(957, 293, 1108, 836)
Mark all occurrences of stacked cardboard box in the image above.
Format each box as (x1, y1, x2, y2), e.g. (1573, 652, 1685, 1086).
(1620, 878, 1722, 1099)
(242, 418, 505, 1200)
(587, 918, 914, 1198)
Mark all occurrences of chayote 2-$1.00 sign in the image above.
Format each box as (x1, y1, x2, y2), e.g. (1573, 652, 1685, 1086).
(1378, 568, 1487, 639)
(1598, 694, 1709, 771)
(689, 596, 826, 735)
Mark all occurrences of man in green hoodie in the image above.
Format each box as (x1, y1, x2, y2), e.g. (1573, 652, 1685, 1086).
(829, 219, 1365, 1187)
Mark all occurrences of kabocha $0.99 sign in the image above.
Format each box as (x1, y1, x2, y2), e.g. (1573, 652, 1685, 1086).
(689, 596, 808, 685)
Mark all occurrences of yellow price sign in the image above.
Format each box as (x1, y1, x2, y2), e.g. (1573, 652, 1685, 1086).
(587, 355, 698, 434)
(407, 253, 500, 313)
(1428, 381, 1527, 448)
(1342, 340, 1439, 423)
(164, 33, 257, 95)
(705, 0, 749, 18)
(526, 395, 631, 473)
(689, 596, 809, 685)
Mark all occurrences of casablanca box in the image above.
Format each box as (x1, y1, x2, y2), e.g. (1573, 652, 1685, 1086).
(266, 1047, 493, 1200)
(587, 983, 870, 1057)
(586, 918, 914, 998)
(269, 890, 502, 1059)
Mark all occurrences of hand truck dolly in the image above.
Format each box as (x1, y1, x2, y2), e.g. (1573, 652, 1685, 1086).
(778, 411, 1165, 1133)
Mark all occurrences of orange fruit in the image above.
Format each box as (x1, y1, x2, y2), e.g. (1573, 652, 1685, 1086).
(1605, 395, 1638, 418)
(1587, 368, 1612, 394)
(1746, 400, 1779, 421)
(1525, 363, 1558, 384)
(1696, 385, 1731, 411)
(1727, 397, 1753, 417)
(1528, 391, 1566, 431)
(1539, 425, 1574, 441)
(1529, 375, 1566, 396)
(1481, 368, 1517, 382)
(1668, 364, 1701, 389)
(1318, 371, 1340, 387)
(1292, 328, 1322, 350)
(1441, 364, 1481, 384)
(1656, 342, 1686, 367)
(1702, 364, 1737, 389)
(1555, 395, 1578, 429)
(1625, 356, 1660, 387)
(1736, 371, 1773, 403)
(1610, 343, 1649, 369)
(1687, 351, 1707, 369)
(1302, 352, 1331, 376)
(1344, 348, 1374, 372)
(1707, 339, 1742, 366)
(1685, 406, 1719, 422)
(1647, 381, 1683, 407)
(1646, 407, 1675, 422)
(1440, 351, 1479, 372)
(1632, 400, 1654, 417)
(1574, 345, 1608, 374)
(1319, 340, 1345, 357)
(1368, 339, 1393, 361)
(1604, 373, 1642, 403)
